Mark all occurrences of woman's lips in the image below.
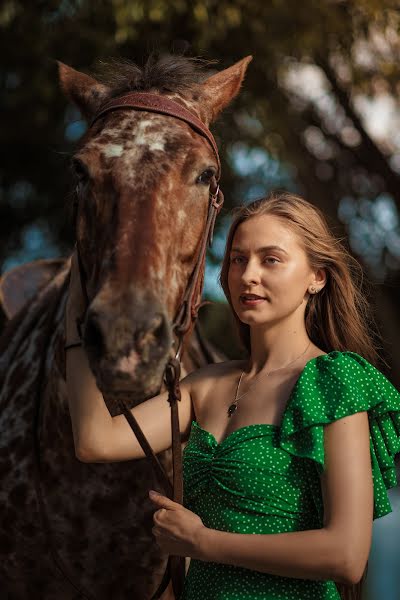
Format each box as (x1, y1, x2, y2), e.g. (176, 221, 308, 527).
(239, 295, 267, 306)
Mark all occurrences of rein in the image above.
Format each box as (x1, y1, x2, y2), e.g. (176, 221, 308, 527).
(72, 93, 224, 599)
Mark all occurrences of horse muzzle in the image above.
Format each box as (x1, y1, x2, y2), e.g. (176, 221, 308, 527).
(82, 288, 173, 395)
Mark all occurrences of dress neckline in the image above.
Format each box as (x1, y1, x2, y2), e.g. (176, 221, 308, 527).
(191, 419, 278, 448)
(191, 350, 344, 446)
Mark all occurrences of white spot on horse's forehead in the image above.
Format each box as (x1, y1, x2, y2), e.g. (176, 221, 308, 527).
(103, 144, 123, 158)
(95, 116, 168, 163)
(133, 119, 165, 151)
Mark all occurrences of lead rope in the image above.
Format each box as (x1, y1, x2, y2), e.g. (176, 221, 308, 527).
(117, 357, 184, 599)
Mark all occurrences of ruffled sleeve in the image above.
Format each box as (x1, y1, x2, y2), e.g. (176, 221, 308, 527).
(278, 350, 400, 521)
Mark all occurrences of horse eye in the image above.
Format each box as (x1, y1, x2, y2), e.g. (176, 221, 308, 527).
(196, 168, 215, 185)
(72, 158, 89, 183)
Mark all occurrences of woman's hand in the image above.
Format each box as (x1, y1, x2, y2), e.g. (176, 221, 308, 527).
(65, 250, 86, 341)
(149, 490, 209, 560)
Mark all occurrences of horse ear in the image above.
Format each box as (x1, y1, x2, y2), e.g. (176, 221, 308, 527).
(57, 61, 111, 120)
(197, 56, 253, 124)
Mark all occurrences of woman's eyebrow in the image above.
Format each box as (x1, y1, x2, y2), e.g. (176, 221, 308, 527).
(231, 245, 288, 256)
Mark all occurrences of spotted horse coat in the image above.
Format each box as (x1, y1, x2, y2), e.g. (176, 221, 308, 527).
(0, 54, 252, 600)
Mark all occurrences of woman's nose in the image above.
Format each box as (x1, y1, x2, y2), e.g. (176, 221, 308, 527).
(241, 259, 261, 284)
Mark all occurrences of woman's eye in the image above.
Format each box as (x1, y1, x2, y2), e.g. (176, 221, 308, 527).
(264, 257, 279, 264)
(230, 256, 244, 264)
(196, 168, 215, 185)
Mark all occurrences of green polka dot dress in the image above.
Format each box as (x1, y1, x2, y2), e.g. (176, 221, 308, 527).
(180, 351, 400, 599)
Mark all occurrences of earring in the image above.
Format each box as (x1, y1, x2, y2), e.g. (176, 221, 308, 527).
(309, 286, 317, 294)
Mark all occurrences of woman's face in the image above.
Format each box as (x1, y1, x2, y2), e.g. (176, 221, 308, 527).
(227, 214, 320, 328)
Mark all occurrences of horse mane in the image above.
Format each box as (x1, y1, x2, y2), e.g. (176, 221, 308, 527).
(93, 53, 217, 98)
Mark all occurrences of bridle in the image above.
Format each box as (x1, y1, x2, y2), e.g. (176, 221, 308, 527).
(71, 92, 225, 599)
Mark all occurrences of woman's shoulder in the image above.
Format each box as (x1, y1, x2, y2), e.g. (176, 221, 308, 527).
(302, 349, 386, 382)
(287, 349, 400, 420)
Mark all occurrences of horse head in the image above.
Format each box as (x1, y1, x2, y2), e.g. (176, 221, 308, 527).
(58, 54, 252, 403)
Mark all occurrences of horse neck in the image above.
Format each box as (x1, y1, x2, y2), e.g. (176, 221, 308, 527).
(0, 265, 69, 411)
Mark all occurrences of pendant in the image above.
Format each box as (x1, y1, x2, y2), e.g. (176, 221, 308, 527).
(227, 403, 237, 418)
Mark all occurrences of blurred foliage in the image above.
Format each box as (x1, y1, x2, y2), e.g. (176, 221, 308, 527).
(2, 0, 400, 371)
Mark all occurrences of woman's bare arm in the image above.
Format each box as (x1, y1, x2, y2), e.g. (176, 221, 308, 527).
(66, 345, 194, 463)
(65, 251, 195, 463)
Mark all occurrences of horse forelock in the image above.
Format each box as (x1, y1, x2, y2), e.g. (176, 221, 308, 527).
(92, 53, 214, 105)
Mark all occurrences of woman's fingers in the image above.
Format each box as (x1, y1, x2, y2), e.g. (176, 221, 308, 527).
(154, 508, 166, 523)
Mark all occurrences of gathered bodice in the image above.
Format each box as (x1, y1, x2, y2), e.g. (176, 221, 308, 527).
(183, 420, 320, 535)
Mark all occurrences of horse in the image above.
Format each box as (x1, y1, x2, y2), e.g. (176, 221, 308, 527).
(0, 53, 251, 599)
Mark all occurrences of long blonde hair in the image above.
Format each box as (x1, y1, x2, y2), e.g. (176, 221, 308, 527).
(219, 190, 381, 599)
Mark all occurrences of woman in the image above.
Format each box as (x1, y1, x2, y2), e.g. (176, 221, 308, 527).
(66, 191, 400, 600)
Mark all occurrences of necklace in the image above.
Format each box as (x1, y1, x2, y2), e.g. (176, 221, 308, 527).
(227, 341, 312, 418)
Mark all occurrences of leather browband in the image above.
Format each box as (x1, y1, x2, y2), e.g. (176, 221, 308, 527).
(90, 92, 221, 178)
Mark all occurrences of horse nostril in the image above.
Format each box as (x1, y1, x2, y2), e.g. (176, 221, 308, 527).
(135, 313, 169, 363)
(84, 312, 105, 356)
(151, 314, 167, 341)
